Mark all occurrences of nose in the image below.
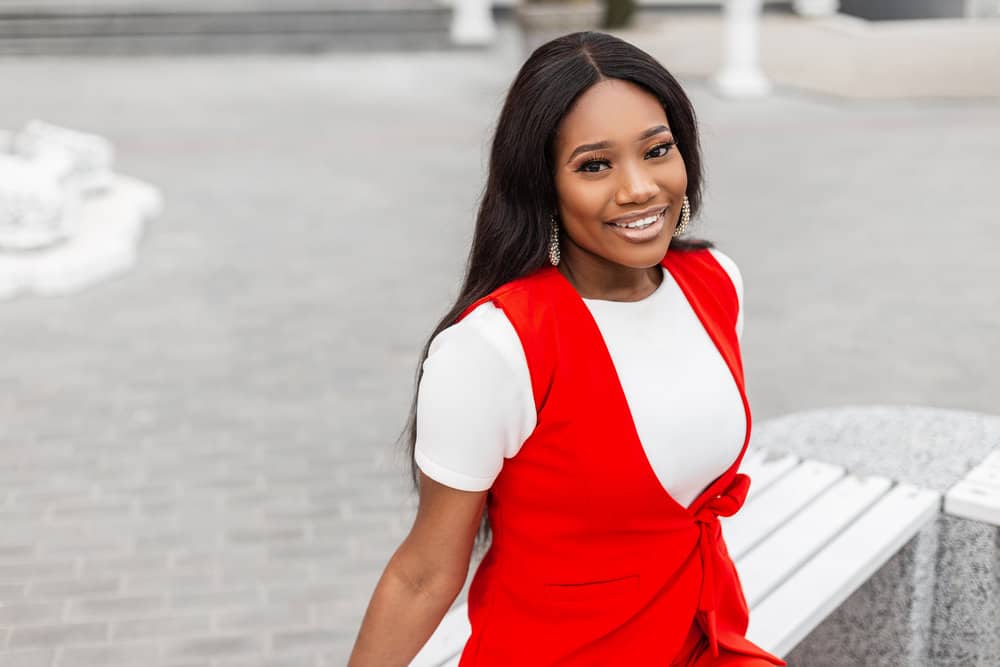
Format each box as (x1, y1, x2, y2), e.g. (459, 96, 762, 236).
(615, 160, 658, 206)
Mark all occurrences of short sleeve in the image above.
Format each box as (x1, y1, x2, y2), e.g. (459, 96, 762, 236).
(707, 248, 744, 342)
(414, 302, 537, 492)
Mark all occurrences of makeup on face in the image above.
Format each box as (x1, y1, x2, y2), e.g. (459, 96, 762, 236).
(552, 79, 688, 287)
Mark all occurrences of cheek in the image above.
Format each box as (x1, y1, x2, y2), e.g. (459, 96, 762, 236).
(669, 157, 689, 191)
(557, 177, 610, 219)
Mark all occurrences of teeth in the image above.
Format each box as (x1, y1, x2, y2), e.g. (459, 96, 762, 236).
(613, 211, 662, 229)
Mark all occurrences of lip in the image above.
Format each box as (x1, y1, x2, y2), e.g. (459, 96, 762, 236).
(605, 205, 668, 226)
(606, 208, 666, 243)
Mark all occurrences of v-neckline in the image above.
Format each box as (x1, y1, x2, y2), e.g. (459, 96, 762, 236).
(546, 252, 751, 517)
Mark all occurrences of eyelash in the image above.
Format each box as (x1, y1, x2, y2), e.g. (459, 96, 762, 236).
(577, 141, 676, 173)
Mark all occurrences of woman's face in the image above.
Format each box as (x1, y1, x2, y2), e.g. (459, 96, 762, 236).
(552, 78, 687, 272)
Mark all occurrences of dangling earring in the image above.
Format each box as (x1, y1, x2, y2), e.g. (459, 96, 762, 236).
(673, 195, 691, 238)
(548, 214, 561, 266)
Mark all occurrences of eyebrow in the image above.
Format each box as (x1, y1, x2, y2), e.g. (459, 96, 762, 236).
(565, 124, 672, 164)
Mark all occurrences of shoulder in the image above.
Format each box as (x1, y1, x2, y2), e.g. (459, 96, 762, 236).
(706, 247, 743, 299)
(430, 301, 524, 370)
(665, 246, 744, 304)
(452, 270, 567, 414)
(455, 267, 564, 367)
(459, 268, 563, 318)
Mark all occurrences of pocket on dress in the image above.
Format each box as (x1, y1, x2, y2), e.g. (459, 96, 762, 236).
(543, 574, 640, 603)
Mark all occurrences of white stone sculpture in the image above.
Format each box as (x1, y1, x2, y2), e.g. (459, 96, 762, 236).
(13, 120, 115, 194)
(0, 120, 162, 300)
(0, 153, 79, 250)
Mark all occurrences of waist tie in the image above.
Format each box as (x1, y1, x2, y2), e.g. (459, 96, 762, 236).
(691, 473, 751, 657)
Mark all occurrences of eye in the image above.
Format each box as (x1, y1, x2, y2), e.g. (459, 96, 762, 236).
(577, 156, 610, 173)
(575, 142, 675, 174)
(646, 141, 675, 159)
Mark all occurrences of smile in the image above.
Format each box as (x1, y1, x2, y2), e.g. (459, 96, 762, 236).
(606, 205, 668, 228)
(605, 207, 668, 243)
(611, 211, 662, 230)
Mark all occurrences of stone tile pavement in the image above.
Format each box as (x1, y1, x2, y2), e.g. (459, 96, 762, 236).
(0, 18, 998, 666)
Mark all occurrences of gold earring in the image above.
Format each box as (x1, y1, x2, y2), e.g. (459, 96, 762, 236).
(673, 195, 691, 238)
(548, 214, 560, 266)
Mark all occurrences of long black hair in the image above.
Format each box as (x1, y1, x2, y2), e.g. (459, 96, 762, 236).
(403, 31, 713, 530)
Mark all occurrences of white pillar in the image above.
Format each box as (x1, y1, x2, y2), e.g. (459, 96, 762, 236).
(450, 0, 497, 46)
(712, 0, 772, 98)
(792, 0, 840, 17)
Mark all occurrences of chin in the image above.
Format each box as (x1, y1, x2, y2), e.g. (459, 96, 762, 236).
(614, 241, 673, 269)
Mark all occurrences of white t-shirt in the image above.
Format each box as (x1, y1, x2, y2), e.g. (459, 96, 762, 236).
(414, 248, 746, 509)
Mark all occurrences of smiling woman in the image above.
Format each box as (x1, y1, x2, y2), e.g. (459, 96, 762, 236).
(349, 32, 785, 667)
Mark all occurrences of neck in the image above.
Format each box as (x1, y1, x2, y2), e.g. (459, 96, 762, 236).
(558, 244, 664, 302)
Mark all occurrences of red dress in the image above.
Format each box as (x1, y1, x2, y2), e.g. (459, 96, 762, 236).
(455, 248, 785, 666)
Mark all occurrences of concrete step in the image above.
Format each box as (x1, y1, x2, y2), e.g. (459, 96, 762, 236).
(0, 0, 452, 54)
(0, 0, 440, 14)
(617, 10, 1000, 98)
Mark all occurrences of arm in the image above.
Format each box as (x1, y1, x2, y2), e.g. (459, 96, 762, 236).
(347, 472, 487, 666)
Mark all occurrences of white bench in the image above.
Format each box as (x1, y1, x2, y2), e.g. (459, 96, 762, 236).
(944, 449, 1000, 526)
(410, 448, 941, 666)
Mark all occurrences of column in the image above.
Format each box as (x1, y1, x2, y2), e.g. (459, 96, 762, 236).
(451, 0, 497, 46)
(713, 0, 772, 98)
(792, 0, 840, 17)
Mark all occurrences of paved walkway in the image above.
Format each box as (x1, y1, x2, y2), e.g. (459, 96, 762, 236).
(0, 18, 998, 666)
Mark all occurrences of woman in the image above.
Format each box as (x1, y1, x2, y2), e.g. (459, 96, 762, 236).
(349, 31, 785, 667)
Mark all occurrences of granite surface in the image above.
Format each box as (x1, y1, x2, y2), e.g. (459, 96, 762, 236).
(753, 405, 1000, 493)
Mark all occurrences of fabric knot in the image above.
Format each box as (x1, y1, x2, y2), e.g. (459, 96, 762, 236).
(691, 473, 751, 657)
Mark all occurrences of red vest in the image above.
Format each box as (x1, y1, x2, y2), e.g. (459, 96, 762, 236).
(456, 248, 783, 666)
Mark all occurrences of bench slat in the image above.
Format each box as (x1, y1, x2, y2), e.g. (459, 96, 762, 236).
(746, 484, 940, 657)
(966, 450, 1000, 487)
(944, 449, 1000, 526)
(739, 449, 799, 502)
(735, 474, 892, 608)
(723, 460, 845, 560)
(945, 480, 1000, 525)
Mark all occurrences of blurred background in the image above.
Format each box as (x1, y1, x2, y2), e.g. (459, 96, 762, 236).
(0, 1, 998, 665)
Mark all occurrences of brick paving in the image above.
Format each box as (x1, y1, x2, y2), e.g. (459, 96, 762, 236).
(0, 17, 998, 666)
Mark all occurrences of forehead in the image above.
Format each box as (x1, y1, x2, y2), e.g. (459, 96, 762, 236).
(555, 79, 668, 150)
